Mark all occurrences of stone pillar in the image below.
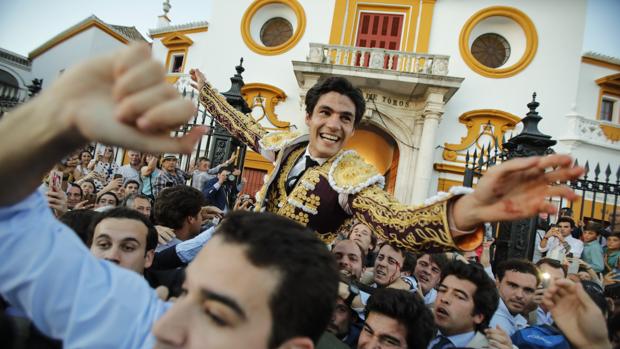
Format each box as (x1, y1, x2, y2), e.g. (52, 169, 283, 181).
(411, 89, 445, 204)
(393, 139, 414, 203)
(405, 117, 425, 203)
(297, 74, 321, 111)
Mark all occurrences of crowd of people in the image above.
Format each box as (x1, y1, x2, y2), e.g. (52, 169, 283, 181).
(0, 43, 617, 349)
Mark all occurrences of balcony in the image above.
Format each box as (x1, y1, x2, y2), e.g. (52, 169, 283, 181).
(292, 43, 463, 101)
(562, 114, 620, 149)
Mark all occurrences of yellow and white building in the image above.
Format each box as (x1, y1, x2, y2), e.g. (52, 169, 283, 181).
(4, 0, 616, 206)
(150, 0, 619, 204)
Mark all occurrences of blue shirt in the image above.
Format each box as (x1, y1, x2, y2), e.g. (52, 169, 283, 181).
(582, 240, 605, 273)
(489, 298, 528, 336)
(0, 191, 170, 348)
(536, 306, 553, 326)
(176, 226, 215, 263)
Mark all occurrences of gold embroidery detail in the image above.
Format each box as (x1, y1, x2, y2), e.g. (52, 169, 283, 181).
(316, 232, 338, 245)
(200, 83, 267, 151)
(279, 204, 310, 225)
(351, 186, 455, 251)
(256, 146, 291, 212)
(259, 130, 303, 151)
(330, 151, 383, 194)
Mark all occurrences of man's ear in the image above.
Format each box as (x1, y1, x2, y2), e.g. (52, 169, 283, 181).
(472, 312, 484, 326)
(305, 112, 311, 126)
(277, 336, 314, 349)
(144, 249, 155, 269)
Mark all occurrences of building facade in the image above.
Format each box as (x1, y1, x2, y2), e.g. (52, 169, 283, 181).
(148, 0, 618, 212)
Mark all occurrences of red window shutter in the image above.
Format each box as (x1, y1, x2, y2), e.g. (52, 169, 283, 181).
(355, 13, 404, 69)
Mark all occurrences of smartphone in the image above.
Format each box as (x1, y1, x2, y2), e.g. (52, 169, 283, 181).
(541, 272, 551, 288)
(49, 170, 63, 192)
(86, 193, 96, 205)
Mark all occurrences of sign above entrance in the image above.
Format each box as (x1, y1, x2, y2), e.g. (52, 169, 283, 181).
(364, 92, 415, 110)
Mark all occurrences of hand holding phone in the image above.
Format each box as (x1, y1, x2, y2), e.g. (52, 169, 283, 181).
(49, 170, 63, 192)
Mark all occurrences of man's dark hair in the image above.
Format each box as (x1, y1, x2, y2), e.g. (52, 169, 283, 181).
(440, 261, 499, 331)
(59, 209, 101, 245)
(424, 253, 449, 277)
(217, 165, 230, 174)
(215, 211, 339, 348)
(559, 207, 573, 216)
(582, 280, 608, 316)
(154, 185, 204, 229)
(96, 191, 119, 206)
(378, 241, 406, 260)
(495, 259, 541, 285)
(305, 77, 366, 126)
(87, 207, 158, 252)
(67, 182, 83, 196)
(198, 156, 209, 163)
(401, 253, 417, 275)
(584, 221, 604, 235)
(536, 257, 568, 277)
(557, 216, 576, 229)
(365, 288, 436, 349)
(123, 179, 140, 188)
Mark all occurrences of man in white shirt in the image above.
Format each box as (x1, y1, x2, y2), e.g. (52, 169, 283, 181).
(538, 217, 584, 260)
(414, 253, 448, 305)
(490, 259, 539, 336)
(116, 150, 142, 185)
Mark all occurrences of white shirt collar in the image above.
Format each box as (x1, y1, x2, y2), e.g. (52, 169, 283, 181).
(303, 147, 328, 165)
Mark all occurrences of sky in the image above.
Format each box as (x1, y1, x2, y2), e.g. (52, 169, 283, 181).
(0, 0, 213, 57)
(0, 0, 618, 58)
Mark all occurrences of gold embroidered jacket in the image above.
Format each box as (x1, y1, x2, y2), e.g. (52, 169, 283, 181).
(200, 83, 481, 252)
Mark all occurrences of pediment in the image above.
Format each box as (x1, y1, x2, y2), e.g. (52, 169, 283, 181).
(161, 33, 193, 47)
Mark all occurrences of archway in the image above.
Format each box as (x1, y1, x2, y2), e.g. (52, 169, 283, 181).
(344, 123, 399, 194)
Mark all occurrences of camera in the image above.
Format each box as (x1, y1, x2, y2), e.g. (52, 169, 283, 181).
(226, 174, 236, 183)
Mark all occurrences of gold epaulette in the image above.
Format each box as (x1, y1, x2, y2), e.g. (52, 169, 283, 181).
(328, 150, 385, 194)
(258, 130, 303, 152)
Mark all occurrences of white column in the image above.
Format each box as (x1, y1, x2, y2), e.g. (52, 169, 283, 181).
(411, 89, 445, 204)
(393, 140, 413, 203)
(405, 117, 425, 203)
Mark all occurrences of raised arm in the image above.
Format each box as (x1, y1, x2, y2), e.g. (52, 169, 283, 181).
(0, 44, 202, 206)
(451, 154, 584, 231)
(0, 42, 199, 347)
(141, 155, 159, 177)
(191, 68, 267, 153)
(350, 186, 483, 252)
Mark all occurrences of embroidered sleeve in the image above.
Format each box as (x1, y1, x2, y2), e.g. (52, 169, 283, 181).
(349, 186, 483, 252)
(258, 130, 304, 152)
(328, 150, 384, 194)
(199, 82, 267, 153)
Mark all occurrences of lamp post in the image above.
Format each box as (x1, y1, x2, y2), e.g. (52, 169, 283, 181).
(209, 58, 251, 171)
(494, 93, 557, 261)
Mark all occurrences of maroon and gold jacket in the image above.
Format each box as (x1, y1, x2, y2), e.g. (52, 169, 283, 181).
(200, 83, 481, 252)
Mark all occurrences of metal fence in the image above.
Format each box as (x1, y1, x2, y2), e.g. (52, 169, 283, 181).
(462, 144, 619, 231)
(0, 82, 30, 118)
